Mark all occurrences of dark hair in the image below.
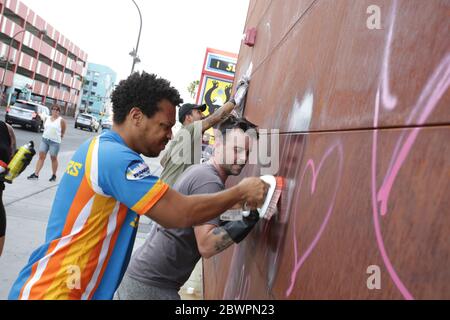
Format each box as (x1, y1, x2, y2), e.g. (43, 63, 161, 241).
(51, 104, 61, 112)
(111, 71, 183, 124)
(179, 109, 193, 124)
(217, 115, 258, 141)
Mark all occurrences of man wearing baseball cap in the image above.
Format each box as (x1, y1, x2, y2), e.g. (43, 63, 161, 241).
(159, 79, 248, 186)
(178, 103, 207, 126)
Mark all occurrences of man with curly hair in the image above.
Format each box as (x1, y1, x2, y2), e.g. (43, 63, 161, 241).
(9, 71, 268, 300)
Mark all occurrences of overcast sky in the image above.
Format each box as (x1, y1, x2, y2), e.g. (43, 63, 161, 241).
(22, 0, 250, 102)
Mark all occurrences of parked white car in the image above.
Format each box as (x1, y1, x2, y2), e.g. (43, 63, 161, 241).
(75, 113, 99, 132)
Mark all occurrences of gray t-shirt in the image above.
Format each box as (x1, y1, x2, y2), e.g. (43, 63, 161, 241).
(126, 163, 224, 290)
(159, 121, 202, 187)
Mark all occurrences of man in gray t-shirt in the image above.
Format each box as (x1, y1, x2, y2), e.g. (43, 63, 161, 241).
(116, 117, 260, 300)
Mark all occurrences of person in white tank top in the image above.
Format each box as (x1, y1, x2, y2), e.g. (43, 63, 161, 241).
(27, 105, 66, 182)
(42, 116, 62, 143)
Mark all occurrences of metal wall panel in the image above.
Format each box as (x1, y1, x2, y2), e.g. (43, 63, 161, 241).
(203, 0, 450, 300)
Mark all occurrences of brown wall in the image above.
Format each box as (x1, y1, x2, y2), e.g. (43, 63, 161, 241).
(203, 0, 450, 299)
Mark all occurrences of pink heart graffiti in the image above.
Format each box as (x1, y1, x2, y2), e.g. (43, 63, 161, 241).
(285, 141, 344, 297)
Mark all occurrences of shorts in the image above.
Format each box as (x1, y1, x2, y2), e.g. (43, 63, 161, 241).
(39, 138, 60, 157)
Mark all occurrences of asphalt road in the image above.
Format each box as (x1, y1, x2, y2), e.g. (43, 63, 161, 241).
(1, 108, 97, 155)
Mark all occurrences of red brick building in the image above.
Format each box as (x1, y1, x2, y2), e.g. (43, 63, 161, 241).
(0, 0, 88, 116)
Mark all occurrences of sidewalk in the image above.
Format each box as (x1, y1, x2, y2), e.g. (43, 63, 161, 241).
(0, 150, 201, 299)
(0, 150, 74, 299)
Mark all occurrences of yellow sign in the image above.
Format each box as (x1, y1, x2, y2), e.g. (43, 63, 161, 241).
(201, 77, 233, 116)
(199, 77, 233, 145)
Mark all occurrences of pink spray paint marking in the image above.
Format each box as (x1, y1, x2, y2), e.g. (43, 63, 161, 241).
(372, 28, 450, 299)
(285, 142, 344, 297)
(377, 56, 450, 216)
(370, 0, 450, 299)
(380, 0, 398, 111)
(371, 90, 414, 300)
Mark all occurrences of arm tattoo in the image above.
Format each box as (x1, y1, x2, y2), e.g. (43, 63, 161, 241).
(212, 226, 234, 253)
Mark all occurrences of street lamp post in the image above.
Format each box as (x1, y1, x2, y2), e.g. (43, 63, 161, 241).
(0, 28, 46, 105)
(130, 0, 142, 74)
(31, 29, 47, 102)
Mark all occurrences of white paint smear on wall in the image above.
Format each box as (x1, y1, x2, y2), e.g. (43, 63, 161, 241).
(288, 91, 313, 132)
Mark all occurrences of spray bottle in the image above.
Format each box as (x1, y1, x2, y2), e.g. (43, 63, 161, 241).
(4, 141, 35, 183)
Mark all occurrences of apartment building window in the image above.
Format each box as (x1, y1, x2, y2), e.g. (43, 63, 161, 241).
(53, 62, 64, 72)
(61, 85, 70, 92)
(25, 22, 44, 39)
(35, 74, 48, 83)
(20, 45, 37, 59)
(16, 67, 33, 78)
(68, 52, 77, 61)
(4, 8, 25, 27)
(43, 34, 55, 48)
(93, 82, 98, 87)
(56, 44, 67, 55)
(38, 54, 52, 67)
(23, 31, 31, 48)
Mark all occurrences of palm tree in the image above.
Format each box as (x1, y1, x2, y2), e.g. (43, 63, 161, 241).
(187, 80, 200, 99)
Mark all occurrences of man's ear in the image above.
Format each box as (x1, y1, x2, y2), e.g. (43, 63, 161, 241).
(129, 107, 143, 125)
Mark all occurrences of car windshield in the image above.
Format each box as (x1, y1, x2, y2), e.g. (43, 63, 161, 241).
(14, 102, 37, 111)
(80, 115, 92, 120)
